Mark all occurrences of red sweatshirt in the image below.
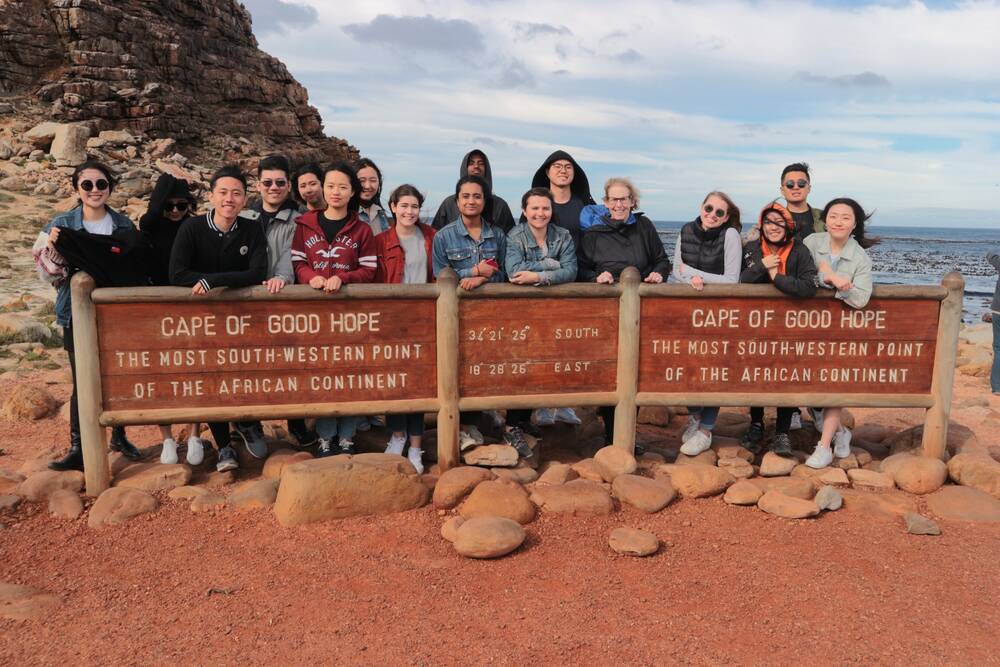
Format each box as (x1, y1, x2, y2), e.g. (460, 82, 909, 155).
(374, 221, 436, 284)
(291, 210, 377, 284)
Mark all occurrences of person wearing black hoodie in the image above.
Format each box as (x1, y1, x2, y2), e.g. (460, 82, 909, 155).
(528, 150, 595, 248)
(432, 149, 515, 233)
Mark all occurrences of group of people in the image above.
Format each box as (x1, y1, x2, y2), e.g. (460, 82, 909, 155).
(37, 149, 877, 476)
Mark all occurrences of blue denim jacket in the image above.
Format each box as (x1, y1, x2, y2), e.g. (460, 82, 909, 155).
(43, 206, 135, 326)
(358, 204, 390, 236)
(505, 223, 577, 285)
(431, 218, 507, 282)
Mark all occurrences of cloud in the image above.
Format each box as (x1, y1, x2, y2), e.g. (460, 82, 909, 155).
(614, 48, 643, 63)
(514, 22, 571, 38)
(494, 59, 535, 88)
(794, 71, 892, 89)
(242, 0, 317, 35)
(342, 14, 484, 53)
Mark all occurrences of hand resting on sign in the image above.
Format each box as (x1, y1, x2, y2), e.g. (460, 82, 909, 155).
(596, 271, 614, 284)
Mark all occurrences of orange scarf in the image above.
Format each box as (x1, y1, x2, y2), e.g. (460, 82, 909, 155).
(761, 238, 793, 275)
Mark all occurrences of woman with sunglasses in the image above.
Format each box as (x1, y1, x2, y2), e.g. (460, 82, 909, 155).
(739, 202, 817, 457)
(44, 160, 143, 471)
(672, 191, 742, 455)
(802, 198, 876, 468)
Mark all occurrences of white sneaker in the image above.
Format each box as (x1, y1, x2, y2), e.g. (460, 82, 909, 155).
(805, 443, 833, 469)
(808, 408, 824, 432)
(466, 425, 485, 444)
(160, 438, 178, 465)
(681, 416, 700, 443)
(833, 427, 852, 458)
(185, 436, 204, 466)
(407, 447, 424, 474)
(532, 408, 555, 426)
(790, 412, 803, 430)
(680, 429, 712, 456)
(554, 407, 582, 425)
(459, 430, 478, 451)
(385, 434, 406, 456)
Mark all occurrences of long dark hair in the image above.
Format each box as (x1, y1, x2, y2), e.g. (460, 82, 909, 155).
(701, 190, 741, 232)
(72, 160, 114, 193)
(354, 157, 383, 206)
(821, 197, 879, 249)
(454, 174, 493, 222)
(323, 161, 362, 213)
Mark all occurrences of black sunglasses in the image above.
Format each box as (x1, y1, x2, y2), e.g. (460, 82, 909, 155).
(164, 202, 190, 213)
(784, 179, 809, 189)
(260, 179, 288, 188)
(703, 203, 727, 219)
(79, 179, 109, 192)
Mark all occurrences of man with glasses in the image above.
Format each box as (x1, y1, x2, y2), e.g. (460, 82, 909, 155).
(528, 150, 596, 249)
(780, 162, 825, 241)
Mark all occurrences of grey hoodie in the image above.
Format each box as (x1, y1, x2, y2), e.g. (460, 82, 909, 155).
(431, 149, 516, 232)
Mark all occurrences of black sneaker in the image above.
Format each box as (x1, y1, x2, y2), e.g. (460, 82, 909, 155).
(287, 419, 317, 448)
(234, 422, 268, 459)
(634, 441, 646, 457)
(316, 438, 334, 458)
(503, 427, 533, 459)
(741, 422, 765, 454)
(771, 433, 793, 457)
(109, 427, 143, 460)
(216, 445, 238, 472)
(338, 438, 356, 455)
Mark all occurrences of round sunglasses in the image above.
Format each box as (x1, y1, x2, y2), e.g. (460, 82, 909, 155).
(703, 203, 727, 219)
(784, 179, 809, 189)
(79, 179, 110, 192)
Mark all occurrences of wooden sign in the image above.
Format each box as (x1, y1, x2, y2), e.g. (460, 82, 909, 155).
(639, 297, 940, 395)
(96, 299, 438, 411)
(458, 297, 619, 397)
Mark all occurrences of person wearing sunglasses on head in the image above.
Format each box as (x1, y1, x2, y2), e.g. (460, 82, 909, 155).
(43, 160, 144, 471)
(739, 202, 818, 458)
(672, 191, 742, 456)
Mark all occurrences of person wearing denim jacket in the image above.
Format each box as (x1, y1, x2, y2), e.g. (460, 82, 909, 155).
(505, 207, 577, 286)
(432, 176, 507, 287)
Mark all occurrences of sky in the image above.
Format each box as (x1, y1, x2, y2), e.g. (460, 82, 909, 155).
(242, 0, 1000, 227)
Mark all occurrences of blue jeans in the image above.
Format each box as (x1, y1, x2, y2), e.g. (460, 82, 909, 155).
(387, 413, 425, 437)
(992, 316, 1000, 392)
(690, 406, 720, 430)
(316, 416, 361, 441)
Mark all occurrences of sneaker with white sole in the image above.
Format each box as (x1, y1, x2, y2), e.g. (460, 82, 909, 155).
(235, 422, 268, 459)
(808, 408, 824, 432)
(160, 438, 178, 465)
(385, 434, 406, 456)
(553, 407, 582, 425)
(407, 447, 425, 474)
(503, 426, 533, 459)
(680, 429, 712, 456)
(186, 436, 204, 466)
(316, 437, 334, 458)
(459, 430, 478, 451)
(338, 437, 356, 455)
(532, 408, 555, 427)
(681, 416, 700, 443)
(216, 445, 238, 472)
(466, 425, 485, 445)
(789, 412, 803, 430)
(805, 443, 833, 469)
(833, 427, 852, 458)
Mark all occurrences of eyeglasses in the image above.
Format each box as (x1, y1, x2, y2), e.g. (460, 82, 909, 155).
(164, 202, 190, 213)
(79, 179, 109, 192)
(607, 196, 632, 206)
(784, 179, 809, 189)
(260, 179, 288, 189)
(703, 203, 727, 219)
(550, 162, 574, 172)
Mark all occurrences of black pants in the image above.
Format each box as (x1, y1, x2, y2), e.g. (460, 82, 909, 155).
(750, 407, 796, 434)
(506, 409, 531, 428)
(64, 324, 80, 443)
(207, 422, 232, 451)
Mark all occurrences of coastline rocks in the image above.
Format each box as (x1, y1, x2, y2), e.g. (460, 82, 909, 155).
(3, 384, 60, 420)
(757, 491, 820, 519)
(612, 474, 675, 513)
(262, 449, 313, 480)
(814, 486, 843, 511)
(947, 453, 1000, 499)
(48, 489, 83, 519)
(594, 445, 637, 482)
(847, 469, 895, 491)
(462, 444, 518, 467)
(433, 466, 495, 509)
(273, 455, 428, 526)
(904, 513, 941, 536)
(50, 123, 90, 165)
(760, 452, 797, 477)
(880, 454, 947, 495)
(113, 463, 191, 492)
(925, 486, 1000, 523)
(453, 517, 525, 559)
(88, 487, 158, 528)
(657, 464, 734, 498)
(530, 479, 615, 515)
(609, 527, 659, 556)
(459, 480, 536, 525)
(16, 470, 84, 501)
(723, 480, 763, 506)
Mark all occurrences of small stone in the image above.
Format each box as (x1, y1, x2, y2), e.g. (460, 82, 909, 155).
(440, 516, 465, 543)
(674, 449, 718, 467)
(724, 480, 763, 505)
(757, 490, 821, 519)
(453, 517, 525, 559)
(814, 485, 843, 511)
(459, 480, 536, 524)
(228, 479, 278, 510)
(432, 466, 494, 509)
(847, 468, 895, 491)
(262, 449, 313, 480)
(2, 383, 60, 420)
(833, 454, 860, 470)
(612, 474, 676, 513)
(462, 444, 519, 467)
(529, 479, 615, 515)
(657, 464, 734, 498)
(851, 447, 873, 467)
(0, 495, 21, 512)
(760, 452, 797, 477)
(748, 476, 815, 500)
(904, 512, 941, 536)
(16, 470, 84, 501)
(711, 437, 754, 462)
(536, 463, 578, 485)
(493, 466, 539, 484)
(593, 445, 638, 482)
(190, 492, 226, 513)
(47, 489, 83, 519)
(571, 458, 605, 482)
(925, 486, 1000, 523)
(114, 463, 191, 492)
(88, 487, 158, 528)
(608, 527, 659, 556)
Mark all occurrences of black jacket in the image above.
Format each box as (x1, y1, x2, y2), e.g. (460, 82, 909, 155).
(169, 214, 268, 290)
(739, 240, 818, 297)
(577, 211, 672, 282)
(522, 150, 596, 248)
(431, 148, 516, 233)
(139, 173, 195, 286)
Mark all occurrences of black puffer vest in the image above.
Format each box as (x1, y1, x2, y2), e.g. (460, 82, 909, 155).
(679, 219, 726, 274)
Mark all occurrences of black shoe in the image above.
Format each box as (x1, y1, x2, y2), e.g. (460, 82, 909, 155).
(338, 438, 356, 455)
(503, 426, 533, 458)
(216, 445, 239, 472)
(234, 422, 268, 459)
(634, 441, 646, 457)
(287, 419, 317, 447)
(49, 444, 84, 471)
(109, 426, 142, 460)
(771, 433, 793, 457)
(316, 438, 334, 458)
(741, 422, 765, 454)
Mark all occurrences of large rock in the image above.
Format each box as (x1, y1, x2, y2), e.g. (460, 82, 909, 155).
(228, 479, 278, 510)
(88, 487, 158, 528)
(854, 423, 894, 443)
(462, 444, 518, 467)
(717, 456, 754, 479)
(712, 413, 750, 439)
(724, 480, 763, 506)
(440, 516, 465, 543)
(674, 450, 718, 467)
(757, 491, 820, 519)
(453, 517, 525, 559)
(608, 527, 659, 556)
(23, 122, 60, 149)
(0, 583, 60, 620)
(571, 458, 605, 482)
(2, 384, 60, 420)
(637, 406, 674, 427)
(0, 313, 51, 343)
(947, 453, 1000, 499)
(48, 489, 83, 519)
(459, 480, 536, 524)
(536, 463, 578, 485)
(273, 454, 428, 526)
(593, 445, 637, 482)
(433, 466, 495, 509)
(847, 469, 895, 491)
(113, 463, 191, 492)
(759, 452, 797, 477)
(883, 423, 978, 456)
(50, 124, 90, 165)
(880, 455, 947, 495)
(16, 470, 84, 501)
(262, 449, 313, 480)
(657, 464, 734, 498)
(925, 486, 1000, 523)
(493, 466, 539, 484)
(612, 474, 675, 513)
(839, 488, 918, 519)
(529, 479, 615, 515)
(748, 476, 815, 500)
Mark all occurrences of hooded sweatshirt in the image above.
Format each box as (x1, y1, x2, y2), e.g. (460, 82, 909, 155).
(577, 205, 672, 282)
(525, 150, 596, 248)
(431, 149, 516, 233)
(291, 210, 377, 285)
(139, 173, 195, 286)
(739, 203, 817, 297)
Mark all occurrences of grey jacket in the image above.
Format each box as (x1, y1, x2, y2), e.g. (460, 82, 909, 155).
(803, 232, 873, 309)
(240, 203, 297, 284)
(988, 252, 1000, 312)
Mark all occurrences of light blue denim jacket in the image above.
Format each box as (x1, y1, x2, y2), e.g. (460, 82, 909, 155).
(42, 206, 135, 327)
(431, 218, 507, 282)
(803, 232, 873, 309)
(504, 223, 577, 285)
(359, 203, 390, 236)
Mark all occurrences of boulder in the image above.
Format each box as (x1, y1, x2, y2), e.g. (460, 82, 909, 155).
(883, 423, 978, 457)
(674, 450, 718, 467)
(833, 454, 860, 471)
(925, 486, 1000, 523)
(16, 470, 84, 501)
(24, 122, 60, 149)
(3, 384, 59, 420)
(440, 516, 465, 543)
(711, 438, 754, 462)
(462, 444, 518, 467)
(947, 453, 1000, 499)
(593, 445, 637, 482)
(228, 479, 279, 510)
(262, 449, 313, 480)
(637, 406, 674, 427)
(432, 466, 494, 509)
(747, 477, 815, 500)
(529, 479, 615, 515)
(536, 463, 578, 485)
(0, 313, 51, 343)
(190, 492, 226, 513)
(48, 489, 83, 519)
(712, 413, 750, 439)
(453, 517, 525, 559)
(571, 458, 605, 482)
(840, 488, 918, 519)
(717, 457, 754, 479)
(608, 527, 659, 556)
(612, 474, 676, 513)
(0, 583, 60, 620)
(791, 465, 850, 488)
(50, 124, 90, 166)
(113, 463, 191, 492)
(493, 465, 538, 484)
(759, 452, 797, 477)
(757, 491, 821, 519)
(883, 455, 947, 495)
(459, 480, 536, 524)
(853, 423, 894, 443)
(723, 480, 763, 506)
(87, 487, 158, 528)
(814, 486, 843, 511)
(273, 455, 429, 526)
(847, 469, 895, 491)
(657, 464, 734, 498)
(904, 512, 941, 536)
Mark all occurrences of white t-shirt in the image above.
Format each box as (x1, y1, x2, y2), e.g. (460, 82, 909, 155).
(82, 212, 113, 235)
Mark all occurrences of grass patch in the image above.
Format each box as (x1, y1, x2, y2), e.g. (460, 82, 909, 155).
(22, 349, 49, 362)
(0, 192, 14, 204)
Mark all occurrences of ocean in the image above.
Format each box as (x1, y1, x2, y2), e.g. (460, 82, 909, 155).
(653, 222, 1000, 323)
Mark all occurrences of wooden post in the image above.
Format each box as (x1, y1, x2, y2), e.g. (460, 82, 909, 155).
(920, 271, 965, 459)
(436, 269, 461, 470)
(70, 273, 111, 496)
(613, 267, 641, 453)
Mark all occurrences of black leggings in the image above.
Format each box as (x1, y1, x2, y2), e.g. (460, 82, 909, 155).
(64, 324, 80, 442)
(750, 407, 796, 434)
(207, 422, 232, 451)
